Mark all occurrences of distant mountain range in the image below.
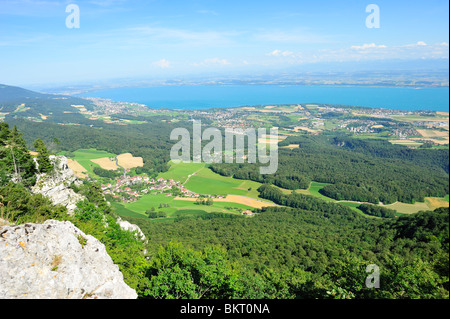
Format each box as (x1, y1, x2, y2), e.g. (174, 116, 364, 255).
(0, 84, 94, 122)
(40, 70, 449, 95)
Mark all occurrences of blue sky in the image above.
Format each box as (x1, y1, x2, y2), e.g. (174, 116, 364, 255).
(0, 0, 448, 86)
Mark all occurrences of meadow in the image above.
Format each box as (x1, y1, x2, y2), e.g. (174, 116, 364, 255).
(157, 161, 205, 183)
(184, 165, 263, 198)
(118, 193, 256, 223)
(156, 161, 268, 200)
(384, 197, 450, 214)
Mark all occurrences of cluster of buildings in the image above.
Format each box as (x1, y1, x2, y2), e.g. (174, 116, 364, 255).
(101, 175, 151, 202)
(149, 177, 200, 198)
(391, 127, 420, 139)
(84, 97, 151, 116)
(347, 125, 377, 134)
(190, 109, 253, 130)
(411, 120, 449, 129)
(100, 175, 217, 203)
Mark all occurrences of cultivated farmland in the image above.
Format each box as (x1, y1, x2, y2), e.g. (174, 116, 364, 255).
(117, 153, 144, 169)
(91, 157, 120, 170)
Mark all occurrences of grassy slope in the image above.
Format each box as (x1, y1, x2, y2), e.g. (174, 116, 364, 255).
(116, 194, 255, 221)
(185, 166, 262, 198)
(157, 161, 205, 183)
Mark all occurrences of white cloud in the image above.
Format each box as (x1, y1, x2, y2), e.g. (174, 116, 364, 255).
(153, 58, 171, 69)
(351, 43, 387, 50)
(267, 49, 294, 57)
(193, 58, 231, 67)
(260, 41, 449, 67)
(326, 42, 447, 61)
(205, 58, 231, 65)
(267, 49, 282, 56)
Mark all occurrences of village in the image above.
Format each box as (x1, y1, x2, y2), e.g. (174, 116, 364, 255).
(100, 173, 225, 203)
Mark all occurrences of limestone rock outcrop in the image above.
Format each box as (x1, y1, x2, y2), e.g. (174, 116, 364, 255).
(31, 155, 84, 213)
(0, 220, 137, 299)
(117, 217, 146, 241)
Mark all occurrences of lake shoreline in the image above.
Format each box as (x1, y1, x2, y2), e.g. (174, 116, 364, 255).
(76, 85, 450, 113)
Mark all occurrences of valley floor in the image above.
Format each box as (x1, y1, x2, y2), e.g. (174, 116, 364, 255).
(65, 150, 449, 221)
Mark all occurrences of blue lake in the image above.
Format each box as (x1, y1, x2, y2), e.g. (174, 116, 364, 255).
(78, 85, 449, 112)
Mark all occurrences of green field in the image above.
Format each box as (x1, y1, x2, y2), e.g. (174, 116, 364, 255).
(157, 161, 205, 183)
(185, 166, 262, 198)
(110, 202, 145, 219)
(294, 181, 334, 202)
(306, 182, 334, 202)
(118, 192, 254, 222)
(72, 148, 117, 177)
(112, 202, 215, 224)
(338, 201, 379, 218)
(157, 161, 265, 199)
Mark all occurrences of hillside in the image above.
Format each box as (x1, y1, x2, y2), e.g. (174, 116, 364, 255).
(0, 84, 94, 122)
(0, 84, 47, 103)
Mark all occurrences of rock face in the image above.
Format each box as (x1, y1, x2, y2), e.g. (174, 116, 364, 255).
(117, 217, 146, 241)
(31, 155, 84, 213)
(0, 220, 137, 299)
(116, 217, 148, 256)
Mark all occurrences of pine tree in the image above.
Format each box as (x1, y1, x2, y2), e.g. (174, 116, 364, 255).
(33, 138, 53, 173)
(0, 123, 11, 185)
(0, 125, 36, 186)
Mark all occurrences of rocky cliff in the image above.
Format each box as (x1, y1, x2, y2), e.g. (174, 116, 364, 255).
(0, 219, 137, 299)
(117, 217, 146, 241)
(31, 155, 84, 213)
